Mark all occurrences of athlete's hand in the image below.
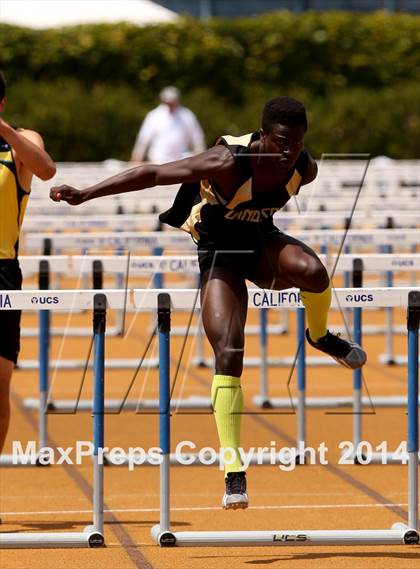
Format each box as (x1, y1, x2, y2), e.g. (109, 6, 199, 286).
(50, 185, 84, 205)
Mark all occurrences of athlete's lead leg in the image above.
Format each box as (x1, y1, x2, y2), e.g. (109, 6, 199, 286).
(254, 232, 366, 369)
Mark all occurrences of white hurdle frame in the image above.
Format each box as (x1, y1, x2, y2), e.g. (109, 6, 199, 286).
(0, 291, 125, 548)
(151, 289, 420, 547)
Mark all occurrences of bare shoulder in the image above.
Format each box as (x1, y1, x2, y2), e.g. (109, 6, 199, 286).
(201, 144, 235, 171)
(151, 143, 235, 185)
(17, 128, 45, 148)
(172, 144, 234, 177)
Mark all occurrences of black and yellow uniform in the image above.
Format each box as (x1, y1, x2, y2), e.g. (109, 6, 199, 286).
(0, 134, 28, 363)
(160, 132, 310, 280)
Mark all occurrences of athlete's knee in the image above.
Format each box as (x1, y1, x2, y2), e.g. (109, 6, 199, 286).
(286, 255, 329, 291)
(307, 260, 329, 292)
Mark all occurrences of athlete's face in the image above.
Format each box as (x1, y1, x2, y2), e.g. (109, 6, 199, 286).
(260, 123, 305, 168)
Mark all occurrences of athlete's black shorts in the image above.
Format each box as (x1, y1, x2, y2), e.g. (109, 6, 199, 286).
(197, 226, 283, 283)
(0, 260, 22, 364)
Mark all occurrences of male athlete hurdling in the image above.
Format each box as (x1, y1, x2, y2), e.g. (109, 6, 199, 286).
(50, 96, 367, 511)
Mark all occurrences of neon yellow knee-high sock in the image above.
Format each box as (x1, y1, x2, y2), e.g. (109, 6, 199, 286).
(211, 375, 244, 476)
(300, 282, 332, 342)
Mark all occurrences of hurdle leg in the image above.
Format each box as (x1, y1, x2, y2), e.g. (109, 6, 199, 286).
(381, 243, 396, 364)
(297, 307, 306, 456)
(152, 247, 164, 289)
(38, 260, 51, 455)
(114, 245, 125, 336)
(38, 307, 49, 451)
(407, 291, 419, 528)
(352, 259, 363, 458)
(147, 245, 164, 339)
(352, 306, 362, 453)
(92, 294, 106, 536)
(151, 293, 175, 545)
(343, 242, 352, 324)
(258, 308, 270, 406)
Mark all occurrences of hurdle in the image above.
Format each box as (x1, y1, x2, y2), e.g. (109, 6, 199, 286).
(0, 291, 117, 548)
(0, 289, 126, 472)
(151, 290, 419, 547)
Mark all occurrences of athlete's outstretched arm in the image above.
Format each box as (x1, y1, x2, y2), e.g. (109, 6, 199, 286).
(50, 146, 232, 205)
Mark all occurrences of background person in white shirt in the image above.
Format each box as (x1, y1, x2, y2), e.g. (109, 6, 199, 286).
(131, 86, 205, 164)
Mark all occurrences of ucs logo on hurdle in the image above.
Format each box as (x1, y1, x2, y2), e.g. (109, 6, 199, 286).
(30, 296, 60, 305)
(0, 293, 12, 308)
(391, 259, 414, 267)
(345, 293, 374, 303)
(273, 534, 309, 542)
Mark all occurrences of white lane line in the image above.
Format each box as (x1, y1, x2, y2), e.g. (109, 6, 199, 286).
(2, 502, 408, 517)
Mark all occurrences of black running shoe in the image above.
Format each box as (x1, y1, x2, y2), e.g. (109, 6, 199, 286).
(222, 472, 248, 510)
(306, 329, 367, 369)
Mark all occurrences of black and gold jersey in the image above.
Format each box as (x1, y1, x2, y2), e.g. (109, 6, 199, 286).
(0, 134, 30, 259)
(160, 132, 310, 244)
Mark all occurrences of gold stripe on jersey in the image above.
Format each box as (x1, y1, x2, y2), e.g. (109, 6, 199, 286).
(0, 146, 30, 259)
(0, 151, 12, 161)
(181, 178, 219, 241)
(225, 178, 252, 210)
(286, 170, 302, 197)
(212, 133, 253, 210)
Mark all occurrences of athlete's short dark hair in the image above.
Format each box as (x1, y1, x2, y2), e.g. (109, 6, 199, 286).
(262, 96, 307, 133)
(0, 71, 6, 100)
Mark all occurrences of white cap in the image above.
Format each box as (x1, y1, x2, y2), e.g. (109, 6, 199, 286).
(159, 86, 180, 103)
